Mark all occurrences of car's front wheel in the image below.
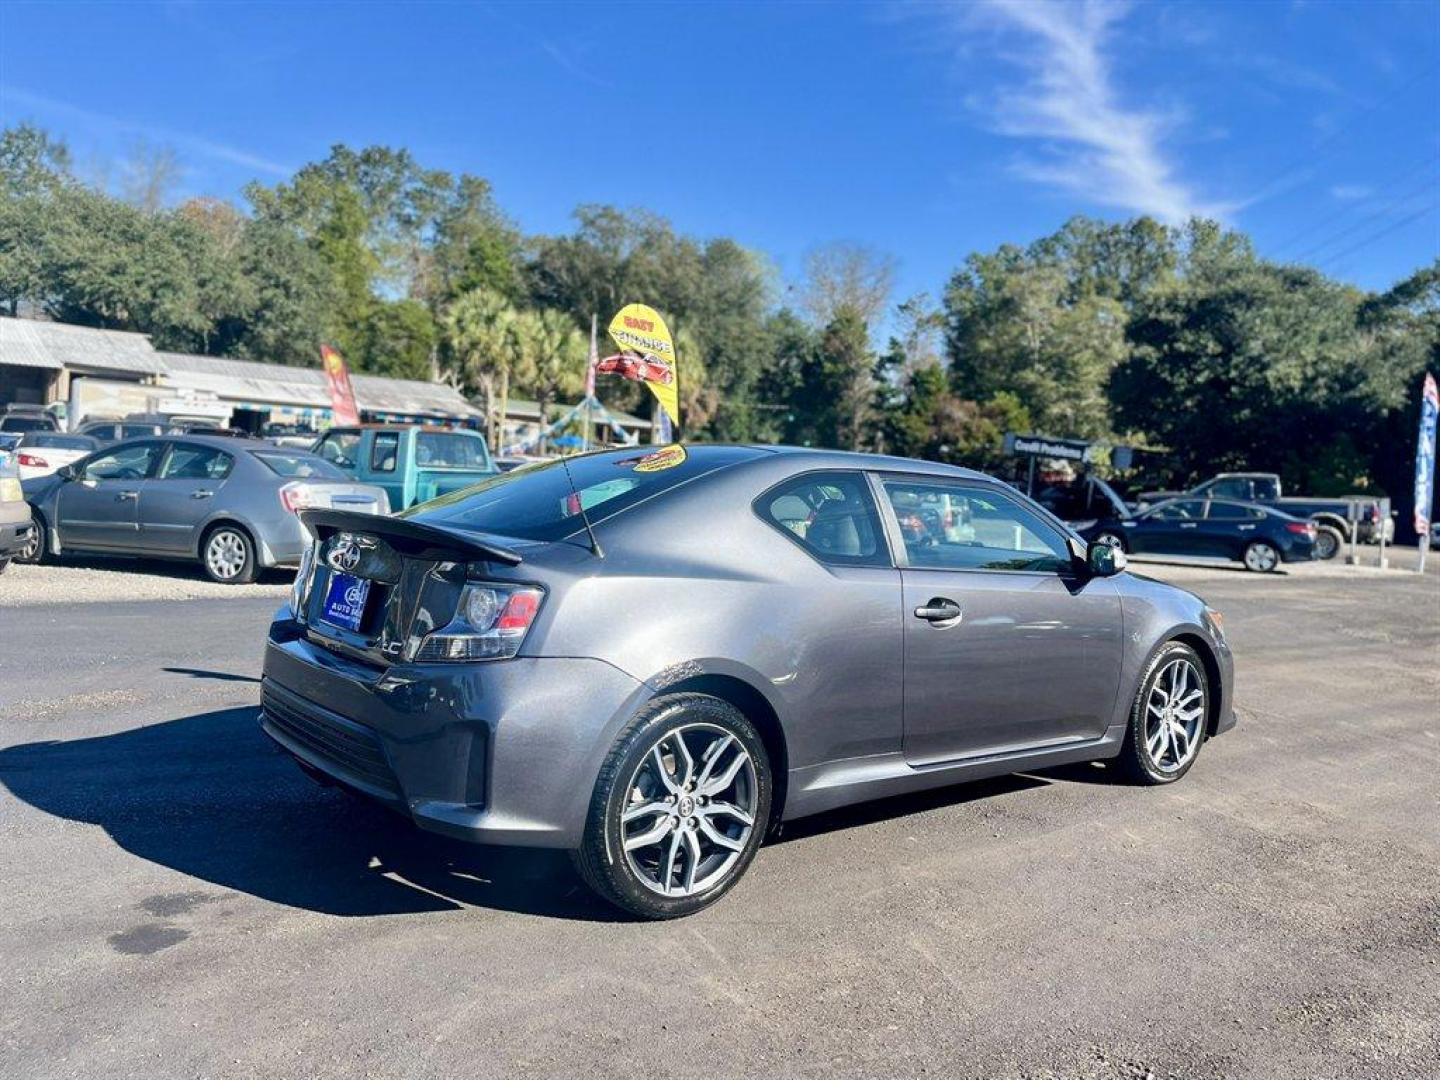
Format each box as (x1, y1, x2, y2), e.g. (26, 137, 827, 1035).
(16, 514, 45, 564)
(1119, 642, 1209, 785)
(573, 693, 772, 919)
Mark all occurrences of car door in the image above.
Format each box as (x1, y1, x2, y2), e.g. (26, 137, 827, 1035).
(1199, 500, 1259, 558)
(1138, 499, 1207, 555)
(55, 441, 163, 550)
(877, 475, 1125, 766)
(137, 442, 236, 554)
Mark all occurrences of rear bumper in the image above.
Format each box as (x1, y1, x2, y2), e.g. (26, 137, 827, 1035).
(0, 506, 32, 558)
(260, 620, 647, 848)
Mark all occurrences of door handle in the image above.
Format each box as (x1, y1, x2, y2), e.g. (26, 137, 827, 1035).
(116, 491, 138, 501)
(914, 598, 963, 624)
(1179, 522, 1197, 528)
(190, 490, 214, 499)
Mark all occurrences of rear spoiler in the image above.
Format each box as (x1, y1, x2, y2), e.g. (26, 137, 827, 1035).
(299, 508, 523, 566)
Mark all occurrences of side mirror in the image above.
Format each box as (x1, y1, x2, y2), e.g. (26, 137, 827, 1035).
(1086, 539, 1127, 577)
(57, 464, 78, 481)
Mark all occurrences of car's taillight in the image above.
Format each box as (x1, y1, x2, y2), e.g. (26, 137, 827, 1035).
(1285, 522, 1314, 535)
(413, 581, 544, 662)
(17, 453, 46, 468)
(279, 482, 319, 514)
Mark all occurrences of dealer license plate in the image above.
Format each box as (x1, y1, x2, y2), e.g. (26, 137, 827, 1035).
(320, 572, 371, 633)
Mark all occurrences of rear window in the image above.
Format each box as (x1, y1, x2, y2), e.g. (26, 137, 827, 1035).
(253, 451, 345, 479)
(0, 416, 54, 433)
(404, 445, 764, 541)
(416, 431, 493, 470)
(21, 433, 96, 451)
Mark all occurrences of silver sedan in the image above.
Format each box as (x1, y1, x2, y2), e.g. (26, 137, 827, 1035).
(19, 434, 388, 583)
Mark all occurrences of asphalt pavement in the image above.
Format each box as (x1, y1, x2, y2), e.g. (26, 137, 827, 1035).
(0, 555, 1436, 1079)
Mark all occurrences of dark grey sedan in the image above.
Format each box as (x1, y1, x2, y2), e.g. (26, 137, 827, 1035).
(262, 445, 1235, 918)
(20, 435, 389, 583)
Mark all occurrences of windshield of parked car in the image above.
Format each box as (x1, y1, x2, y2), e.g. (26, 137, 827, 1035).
(19, 433, 96, 451)
(403, 444, 765, 541)
(252, 451, 345, 480)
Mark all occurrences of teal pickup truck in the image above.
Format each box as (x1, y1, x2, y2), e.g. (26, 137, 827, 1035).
(310, 425, 497, 510)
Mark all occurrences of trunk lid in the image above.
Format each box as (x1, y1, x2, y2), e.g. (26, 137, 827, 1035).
(296, 509, 524, 667)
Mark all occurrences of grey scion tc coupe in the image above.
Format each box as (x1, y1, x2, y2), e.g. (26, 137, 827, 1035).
(262, 444, 1235, 919)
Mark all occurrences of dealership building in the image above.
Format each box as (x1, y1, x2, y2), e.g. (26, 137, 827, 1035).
(0, 318, 653, 446)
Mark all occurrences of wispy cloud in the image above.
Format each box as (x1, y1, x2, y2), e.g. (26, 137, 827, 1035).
(954, 0, 1229, 223)
(1329, 184, 1374, 201)
(0, 86, 293, 178)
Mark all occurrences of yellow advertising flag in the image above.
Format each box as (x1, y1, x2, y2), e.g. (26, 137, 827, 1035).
(604, 303, 679, 429)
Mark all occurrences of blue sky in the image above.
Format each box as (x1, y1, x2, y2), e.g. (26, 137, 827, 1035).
(1, 0, 1437, 309)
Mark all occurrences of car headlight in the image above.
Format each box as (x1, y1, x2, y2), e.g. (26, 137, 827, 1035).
(290, 540, 317, 621)
(414, 581, 544, 662)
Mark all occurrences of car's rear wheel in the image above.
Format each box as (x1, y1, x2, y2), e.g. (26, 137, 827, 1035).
(1313, 525, 1343, 561)
(201, 524, 257, 584)
(573, 693, 771, 919)
(1119, 642, 1209, 785)
(16, 514, 45, 564)
(1242, 540, 1280, 572)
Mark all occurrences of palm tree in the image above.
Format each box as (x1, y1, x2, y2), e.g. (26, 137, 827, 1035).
(511, 309, 587, 453)
(443, 287, 517, 450)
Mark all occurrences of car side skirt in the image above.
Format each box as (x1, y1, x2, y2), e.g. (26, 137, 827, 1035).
(783, 724, 1128, 822)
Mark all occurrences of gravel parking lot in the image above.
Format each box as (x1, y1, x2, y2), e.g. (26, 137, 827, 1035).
(0, 554, 1436, 1079)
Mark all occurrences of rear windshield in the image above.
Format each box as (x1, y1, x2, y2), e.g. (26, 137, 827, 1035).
(21, 433, 96, 451)
(416, 431, 493, 470)
(404, 445, 764, 541)
(0, 416, 54, 433)
(253, 451, 345, 479)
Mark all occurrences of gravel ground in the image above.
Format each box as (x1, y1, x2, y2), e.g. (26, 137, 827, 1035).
(0, 557, 291, 606)
(0, 560, 1436, 1079)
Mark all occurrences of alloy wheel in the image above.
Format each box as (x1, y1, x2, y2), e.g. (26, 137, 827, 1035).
(19, 520, 41, 562)
(206, 530, 248, 581)
(1243, 542, 1278, 572)
(1095, 531, 1125, 551)
(1143, 657, 1206, 774)
(619, 723, 758, 898)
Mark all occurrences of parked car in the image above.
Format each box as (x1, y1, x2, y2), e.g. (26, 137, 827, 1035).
(1078, 496, 1316, 572)
(19, 435, 389, 583)
(261, 444, 1235, 919)
(311, 425, 496, 509)
(1136, 472, 1389, 558)
(0, 404, 59, 436)
(75, 419, 168, 446)
(0, 445, 33, 575)
(262, 422, 320, 449)
(14, 432, 99, 480)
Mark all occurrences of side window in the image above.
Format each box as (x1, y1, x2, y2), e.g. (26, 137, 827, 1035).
(1252, 477, 1280, 500)
(370, 431, 399, 473)
(1206, 501, 1262, 520)
(881, 479, 1072, 573)
(121, 424, 159, 439)
(1151, 499, 1206, 521)
(158, 445, 234, 481)
(1208, 478, 1251, 500)
(757, 471, 889, 567)
(417, 432, 489, 469)
(316, 431, 361, 468)
(83, 442, 160, 481)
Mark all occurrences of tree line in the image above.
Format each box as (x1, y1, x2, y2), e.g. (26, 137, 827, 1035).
(0, 123, 1435, 525)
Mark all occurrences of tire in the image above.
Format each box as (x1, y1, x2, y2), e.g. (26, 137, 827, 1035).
(572, 693, 772, 920)
(1313, 525, 1343, 561)
(16, 513, 45, 564)
(1242, 540, 1280, 573)
(1118, 641, 1210, 785)
(1093, 530, 1127, 553)
(201, 523, 258, 584)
